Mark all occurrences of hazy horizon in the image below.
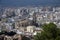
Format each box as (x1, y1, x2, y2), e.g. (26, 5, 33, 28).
(0, 0, 60, 7)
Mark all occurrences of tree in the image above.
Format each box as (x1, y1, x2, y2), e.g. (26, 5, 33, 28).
(34, 23, 60, 40)
(55, 36, 60, 40)
(56, 28, 60, 36)
(22, 36, 31, 40)
(42, 23, 57, 39)
(34, 33, 41, 40)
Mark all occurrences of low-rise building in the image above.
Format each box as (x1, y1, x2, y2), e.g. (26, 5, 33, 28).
(4, 34, 22, 40)
(27, 26, 36, 33)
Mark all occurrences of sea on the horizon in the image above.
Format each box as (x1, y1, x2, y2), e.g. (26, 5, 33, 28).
(0, 0, 60, 7)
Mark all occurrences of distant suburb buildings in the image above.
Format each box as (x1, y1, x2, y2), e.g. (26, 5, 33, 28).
(0, 6, 60, 40)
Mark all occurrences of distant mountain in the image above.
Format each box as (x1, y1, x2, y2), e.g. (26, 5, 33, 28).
(0, 0, 60, 7)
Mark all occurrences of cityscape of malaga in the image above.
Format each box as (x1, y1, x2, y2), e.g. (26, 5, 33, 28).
(0, 0, 60, 40)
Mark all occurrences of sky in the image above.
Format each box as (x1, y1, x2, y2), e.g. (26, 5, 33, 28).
(0, 0, 60, 7)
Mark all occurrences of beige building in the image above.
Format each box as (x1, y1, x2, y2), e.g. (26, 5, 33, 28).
(33, 27, 43, 35)
(15, 19, 33, 32)
(27, 26, 36, 33)
(15, 19, 29, 28)
(4, 34, 22, 40)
